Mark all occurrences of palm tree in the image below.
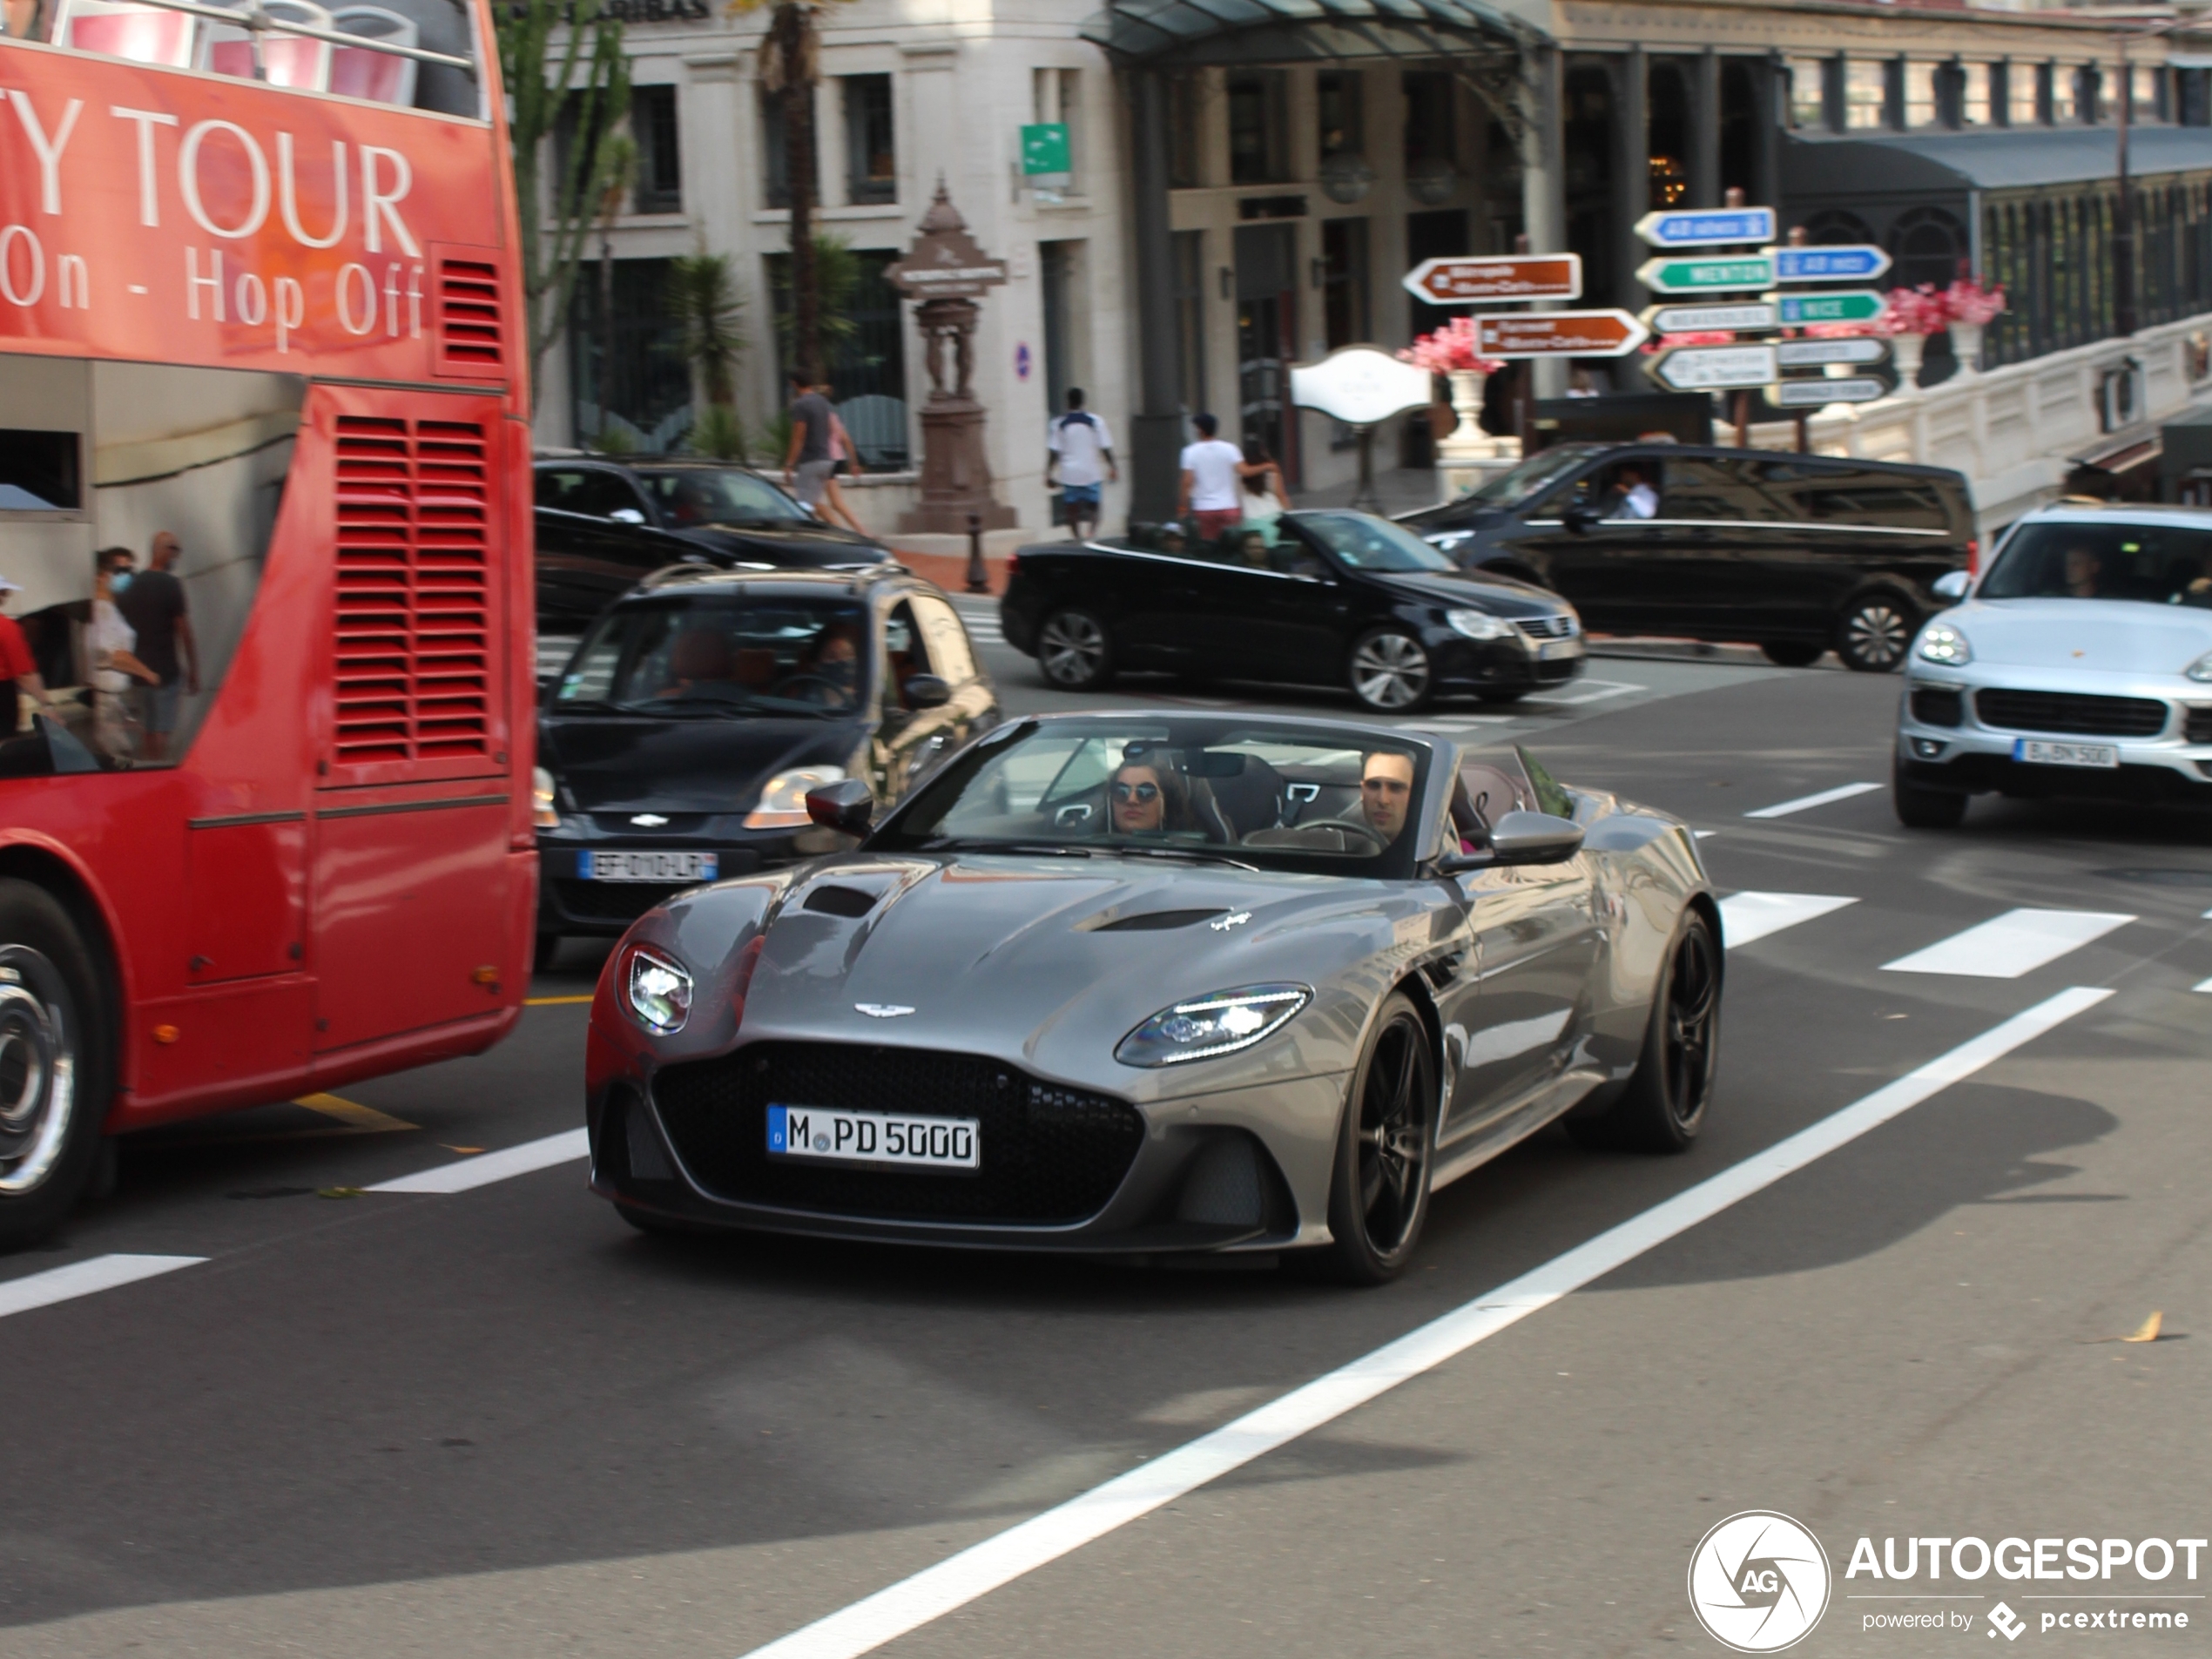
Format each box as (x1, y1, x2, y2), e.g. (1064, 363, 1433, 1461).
(668, 248, 747, 458)
(590, 133, 636, 449)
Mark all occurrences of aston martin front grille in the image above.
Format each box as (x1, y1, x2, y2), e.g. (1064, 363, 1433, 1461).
(651, 1042, 1146, 1224)
(1974, 690, 2167, 738)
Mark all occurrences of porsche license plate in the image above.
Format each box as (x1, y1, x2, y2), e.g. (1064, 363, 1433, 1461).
(1538, 638, 1583, 661)
(582, 849, 719, 882)
(767, 1104, 981, 1170)
(2013, 738, 2119, 770)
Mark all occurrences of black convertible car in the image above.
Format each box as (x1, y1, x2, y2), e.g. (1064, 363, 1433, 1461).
(534, 566, 999, 965)
(999, 510, 1585, 713)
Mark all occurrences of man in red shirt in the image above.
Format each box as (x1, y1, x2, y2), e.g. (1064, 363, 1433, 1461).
(0, 577, 52, 733)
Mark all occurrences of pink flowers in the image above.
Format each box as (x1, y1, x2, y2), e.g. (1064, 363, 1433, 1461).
(1878, 278, 2007, 336)
(1944, 276, 2008, 327)
(1398, 318, 1504, 375)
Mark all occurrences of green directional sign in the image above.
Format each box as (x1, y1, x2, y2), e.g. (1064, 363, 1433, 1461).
(1021, 123, 1070, 175)
(1766, 290, 1885, 326)
(1635, 254, 1776, 293)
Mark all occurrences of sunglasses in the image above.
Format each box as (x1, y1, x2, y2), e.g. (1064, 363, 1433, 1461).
(1111, 781, 1161, 803)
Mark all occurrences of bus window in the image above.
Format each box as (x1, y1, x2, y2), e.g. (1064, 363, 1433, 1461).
(0, 354, 301, 772)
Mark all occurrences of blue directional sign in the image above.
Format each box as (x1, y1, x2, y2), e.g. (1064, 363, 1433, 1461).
(1635, 207, 1777, 248)
(1772, 244, 1892, 283)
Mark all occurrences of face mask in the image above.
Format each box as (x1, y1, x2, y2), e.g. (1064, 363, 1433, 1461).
(110, 571, 133, 592)
(822, 657, 856, 686)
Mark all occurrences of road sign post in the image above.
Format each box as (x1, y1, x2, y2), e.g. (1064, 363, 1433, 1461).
(1642, 301, 1779, 334)
(1775, 337, 1889, 369)
(1768, 290, 1886, 326)
(1402, 255, 1582, 305)
(1772, 245, 1892, 283)
(1772, 376, 1886, 408)
(1636, 254, 1776, 293)
(1635, 206, 1777, 248)
(1648, 343, 1779, 391)
(1472, 310, 1650, 358)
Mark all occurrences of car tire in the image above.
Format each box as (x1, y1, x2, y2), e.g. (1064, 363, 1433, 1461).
(1760, 641, 1824, 668)
(1567, 909, 1719, 1155)
(1835, 592, 1918, 673)
(1037, 608, 1115, 691)
(1347, 630, 1434, 712)
(0, 880, 111, 1252)
(534, 930, 562, 974)
(1318, 992, 1437, 1285)
(1892, 755, 1969, 828)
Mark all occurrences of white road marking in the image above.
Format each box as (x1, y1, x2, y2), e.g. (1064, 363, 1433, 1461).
(1743, 781, 1882, 819)
(0, 1254, 204, 1321)
(1694, 830, 1717, 840)
(1719, 892, 1859, 948)
(732, 986, 2112, 1659)
(368, 1129, 590, 1194)
(1883, 909, 2135, 980)
(2195, 978, 2212, 995)
(1523, 678, 1642, 707)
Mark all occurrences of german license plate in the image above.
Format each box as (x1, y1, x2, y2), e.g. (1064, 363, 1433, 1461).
(767, 1103, 981, 1170)
(2013, 738, 2119, 769)
(1538, 638, 1583, 661)
(581, 849, 719, 882)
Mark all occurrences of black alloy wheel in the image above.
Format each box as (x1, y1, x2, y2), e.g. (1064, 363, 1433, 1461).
(1568, 909, 1720, 1154)
(1835, 592, 1917, 673)
(1892, 754, 1969, 829)
(1760, 641, 1824, 668)
(0, 880, 111, 1251)
(1347, 629, 1434, 712)
(1037, 608, 1115, 690)
(1319, 992, 1437, 1283)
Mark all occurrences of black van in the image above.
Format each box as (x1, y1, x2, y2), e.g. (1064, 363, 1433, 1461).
(1398, 443, 1975, 671)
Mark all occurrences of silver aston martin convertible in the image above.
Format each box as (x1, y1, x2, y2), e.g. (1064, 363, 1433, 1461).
(584, 712, 1721, 1281)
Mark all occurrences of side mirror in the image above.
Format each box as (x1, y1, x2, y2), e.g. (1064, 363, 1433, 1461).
(1562, 505, 1598, 536)
(903, 673, 953, 710)
(1932, 570, 1971, 602)
(806, 778, 875, 835)
(1489, 809, 1585, 866)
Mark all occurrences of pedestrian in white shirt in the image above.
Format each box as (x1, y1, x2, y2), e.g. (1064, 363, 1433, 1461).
(1046, 388, 1117, 540)
(1177, 414, 1247, 548)
(1607, 463, 1658, 521)
(91, 548, 159, 763)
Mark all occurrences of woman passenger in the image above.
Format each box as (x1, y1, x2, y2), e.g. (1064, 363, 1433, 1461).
(1107, 756, 1197, 838)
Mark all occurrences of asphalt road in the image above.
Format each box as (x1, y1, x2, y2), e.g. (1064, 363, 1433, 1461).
(5, 617, 2211, 1658)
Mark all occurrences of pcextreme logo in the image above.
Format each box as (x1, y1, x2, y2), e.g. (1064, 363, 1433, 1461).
(1689, 1511, 1835, 1652)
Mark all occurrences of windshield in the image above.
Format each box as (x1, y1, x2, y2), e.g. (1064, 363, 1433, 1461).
(874, 718, 1435, 878)
(1294, 512, 1458, 575)
(1980, 523, 2212, 607)
(642, 469, 812, 528)
(1460, 443, 1606, 508)
(554, 597, 869, 716)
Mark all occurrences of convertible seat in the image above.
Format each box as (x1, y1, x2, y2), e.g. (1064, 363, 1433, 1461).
(1203, 755, 1287, 837)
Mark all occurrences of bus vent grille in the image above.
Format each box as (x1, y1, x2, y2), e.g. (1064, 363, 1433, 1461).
(331, 415, 493, 769)
(437, 260, 503, 372)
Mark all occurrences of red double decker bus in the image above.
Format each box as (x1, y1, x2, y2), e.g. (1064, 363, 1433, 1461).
(0, 0, 535, 1244)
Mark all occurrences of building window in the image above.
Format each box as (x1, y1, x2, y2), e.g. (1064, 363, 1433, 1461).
(765, 247, 909, 469)
(1172, 229, 1206, 415)
(843, 75, 894, 204)
(1320, 218, 1369, 349)
(1844, 59, 1886, 129)
(1960, 63, 1993, 127)
(1402, 71, 1455, 166)
(1318, 71, 1363, 156)
(631, 84, 681, 213)
(1905, 61, 1939, 127)
(1033, 67, 1083, 192)
(1169, 75, 1201, 188)
(2055, 64, 2086, 124)
(1786, 57, 1828, 129)
(2128, 64, 2161, 122)
(759, 87, 817, 209)
(1227, 71, 1287, 185)
(2007, 63, 2042, 125)
(570, 258, 691, 452)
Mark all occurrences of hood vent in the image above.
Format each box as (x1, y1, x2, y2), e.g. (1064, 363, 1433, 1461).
(1082, 907, 1227, 933)
(803, 884, 880, 919)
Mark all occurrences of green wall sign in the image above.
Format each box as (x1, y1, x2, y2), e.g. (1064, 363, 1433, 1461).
(1021, 123, 1070, 176)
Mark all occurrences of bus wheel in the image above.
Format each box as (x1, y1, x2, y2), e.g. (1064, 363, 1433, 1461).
(0, 880, 110, 1251)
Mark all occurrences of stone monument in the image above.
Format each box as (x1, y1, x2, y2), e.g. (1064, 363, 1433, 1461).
(885, 183, 1017, 534)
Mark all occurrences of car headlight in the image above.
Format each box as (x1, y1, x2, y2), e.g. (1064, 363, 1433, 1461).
(532, 765, 560, 830)
(744, 765, 846, 829)
(1446, 608, 1514, 642)
(1116, 983, 1311, 1067)
(622, 945, 692, 1035)
(1917, 623, 1972, 666)
(1426, 530, 1473, 553)
(2188, 651, 2212, 684)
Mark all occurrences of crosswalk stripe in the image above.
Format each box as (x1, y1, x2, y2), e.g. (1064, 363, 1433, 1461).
(1744, 781, 1882, 819)
(368, 1128, 590, 1194)
(0, 1254, 205, 1321)
(2195, 978, 2212, 995)
(1883, 908, 2135, 980)
(1719, 892, 1858, 948)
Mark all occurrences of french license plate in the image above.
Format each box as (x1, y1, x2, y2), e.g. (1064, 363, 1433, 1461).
(767, 1103, 981, 1170)
(2013, 738, 2119, 770)
(1538, 638, 1583, 661)
(581, 849, 719, 882)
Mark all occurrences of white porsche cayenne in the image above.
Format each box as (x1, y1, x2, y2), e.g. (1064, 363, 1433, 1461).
(1894, 503, 2212, 826)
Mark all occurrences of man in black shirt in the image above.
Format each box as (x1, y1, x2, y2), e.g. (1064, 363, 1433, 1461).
(118, 529, 197, 762)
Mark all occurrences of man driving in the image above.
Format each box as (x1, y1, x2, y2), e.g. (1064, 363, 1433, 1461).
(2062, 544, 2101, 598)
(1604, 463, 1658, 521)
(1357, 751, 1417, 844)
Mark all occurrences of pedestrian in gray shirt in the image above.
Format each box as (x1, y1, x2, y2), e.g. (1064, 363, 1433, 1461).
(781, 371, 837, 512)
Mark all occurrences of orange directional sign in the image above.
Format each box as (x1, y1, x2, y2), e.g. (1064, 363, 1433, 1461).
(1403, 254, 1583, 304)
(1474, 309, 1650, 359)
